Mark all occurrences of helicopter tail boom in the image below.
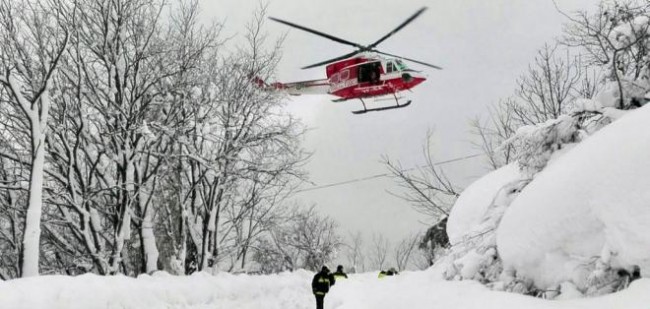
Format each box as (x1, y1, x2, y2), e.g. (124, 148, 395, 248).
(254, 76, 330, 95)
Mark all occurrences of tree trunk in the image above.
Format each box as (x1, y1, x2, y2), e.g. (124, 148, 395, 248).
(21, 129, 46, 277)
(139, 197, 159, 273)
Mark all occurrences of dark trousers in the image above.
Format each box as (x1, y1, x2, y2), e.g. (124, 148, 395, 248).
(315, 294, 325, 309)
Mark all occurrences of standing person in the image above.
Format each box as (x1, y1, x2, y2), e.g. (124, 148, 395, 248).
(333, 265, 348, 280)
(312, 266, 334, 309)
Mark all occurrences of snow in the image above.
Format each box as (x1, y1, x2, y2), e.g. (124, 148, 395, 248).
(441, 162, 528, 284)
(0, 271, 313, 309)
(446, 164, 523, 246)
(1, 270, 650, 308)
(609, 15, 650, 48)
(497, 104, 650, 291)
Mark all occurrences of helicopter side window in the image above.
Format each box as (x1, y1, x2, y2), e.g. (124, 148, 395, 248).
(386, 62, 395, 73)
(330, 73, 340, 84)
(340, 70, 349, 81)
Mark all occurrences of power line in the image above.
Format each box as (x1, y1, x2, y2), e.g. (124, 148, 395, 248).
(295, 153, 483, 193)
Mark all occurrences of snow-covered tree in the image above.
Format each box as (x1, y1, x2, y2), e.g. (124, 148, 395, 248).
(252, 205, 342, 273)
(0, 0, 69, 277)
(441, 1, 650, 298)
(472, 44, 593, 170)
(0, 0, 307, 278)
(561, 0, 650, 109)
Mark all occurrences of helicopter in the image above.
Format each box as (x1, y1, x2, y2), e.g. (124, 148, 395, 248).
(265, 7, 442, 114)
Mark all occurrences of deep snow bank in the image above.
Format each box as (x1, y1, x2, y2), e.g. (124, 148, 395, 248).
(0, 270, 313, 309)
(1, 270, 650, 309)
(440, 163, 526, 283)
(497, 104, 650, 290)
(447, 163, 523, 245)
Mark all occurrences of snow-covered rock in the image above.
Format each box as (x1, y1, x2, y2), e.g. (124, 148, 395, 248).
(497, 104, 650, 291)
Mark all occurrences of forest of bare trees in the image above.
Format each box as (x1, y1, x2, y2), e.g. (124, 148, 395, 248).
(0, 0, 349, 279)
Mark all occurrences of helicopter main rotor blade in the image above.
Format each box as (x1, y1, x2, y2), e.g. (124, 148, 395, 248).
(368, 7, 427, 49)
(376, 51, 443, 70)
(301, 50, 361, 69)
(269, 17, 364, 49)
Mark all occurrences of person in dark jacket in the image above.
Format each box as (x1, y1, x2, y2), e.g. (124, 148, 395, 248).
(312, 266, 335, 309)
(631, 265, 641, 282)
(333, 265, 348, 280)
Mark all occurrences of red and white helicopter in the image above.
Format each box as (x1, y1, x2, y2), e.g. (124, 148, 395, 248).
(265, 7, 442, 114)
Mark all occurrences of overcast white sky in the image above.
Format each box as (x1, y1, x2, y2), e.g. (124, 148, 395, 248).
(199, 0, 599, 249)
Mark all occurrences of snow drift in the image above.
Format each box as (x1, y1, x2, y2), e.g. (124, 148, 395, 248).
(1, 269, 650, 308)
(447, 163, 524, 246)
(497, 103, 650, 291)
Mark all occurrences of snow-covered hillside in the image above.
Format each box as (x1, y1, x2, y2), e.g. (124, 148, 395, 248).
(441, 102, 650, 298)
(0, 270, 649, 309)
(497, 103, 650, 292)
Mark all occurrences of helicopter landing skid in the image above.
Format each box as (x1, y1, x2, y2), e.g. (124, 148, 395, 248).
(352, 101, 411, 114)
(351, 95, 411, 114)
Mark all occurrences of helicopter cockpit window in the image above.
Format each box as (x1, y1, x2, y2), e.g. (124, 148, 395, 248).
(395, 59, 408, 71)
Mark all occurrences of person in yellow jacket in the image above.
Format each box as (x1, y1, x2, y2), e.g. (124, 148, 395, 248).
(378, 267, 399, 278)
(333, 265, 348, 280)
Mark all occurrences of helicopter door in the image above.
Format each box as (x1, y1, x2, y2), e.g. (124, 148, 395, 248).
(357, 62, 381, 84)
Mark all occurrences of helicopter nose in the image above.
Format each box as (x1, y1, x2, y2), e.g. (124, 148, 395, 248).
(402, 72, 427, 86)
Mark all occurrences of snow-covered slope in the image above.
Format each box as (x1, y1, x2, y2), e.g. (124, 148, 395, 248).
(0, 270, 650, 308)
(497, 104, 650, 290)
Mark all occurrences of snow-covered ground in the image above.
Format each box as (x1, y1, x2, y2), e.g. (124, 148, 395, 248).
(0, 269, 649, 309)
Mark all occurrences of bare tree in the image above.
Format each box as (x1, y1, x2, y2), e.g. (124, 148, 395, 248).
(0, 0, 69, 277)
(344, 231, 365, 273)
(470, 101, 517, 170)
(369, 233, 390, 271)
(0, 157, 25, 279)
(510, 45, 583, 126)
(252, 205, 342, 273)
(472, 44, 594, 171)
(382, 131, 459, 220)
(393, 234, 418, 271)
